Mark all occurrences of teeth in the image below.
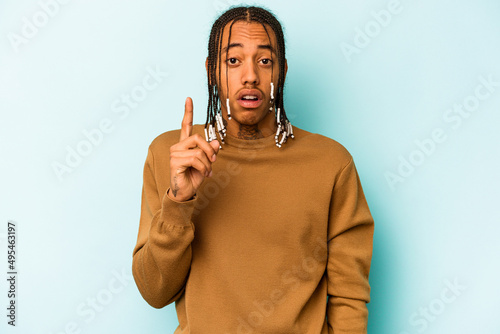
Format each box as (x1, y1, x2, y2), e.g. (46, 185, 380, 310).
(242, 95, 258, 100)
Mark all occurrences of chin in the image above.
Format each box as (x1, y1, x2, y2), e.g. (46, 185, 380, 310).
(233, 109, 266, 125)
(235, 118, 259, 126)
(231, 109, 258, 120)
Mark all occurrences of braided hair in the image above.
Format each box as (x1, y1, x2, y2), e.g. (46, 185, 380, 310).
(205, 6, 293, 147)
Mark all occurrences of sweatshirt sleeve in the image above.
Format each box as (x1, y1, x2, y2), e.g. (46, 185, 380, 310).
(326, 157, 374, 334)
(132, 146, 197, 309)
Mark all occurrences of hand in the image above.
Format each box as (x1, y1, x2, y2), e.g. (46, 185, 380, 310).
(168, 97, 220, 201)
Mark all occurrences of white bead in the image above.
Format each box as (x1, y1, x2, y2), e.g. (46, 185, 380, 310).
(279, 131, 287, 145)
(219, 115, 226, 135)
(226, 98, 231, 119)
(210, 125, 217, 141)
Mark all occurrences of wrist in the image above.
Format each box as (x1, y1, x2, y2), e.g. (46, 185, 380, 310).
(167, 188, 195, 202)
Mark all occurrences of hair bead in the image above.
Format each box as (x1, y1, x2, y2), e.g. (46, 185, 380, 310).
(204, 127, 209, 142)
(226, 98, 231, 120)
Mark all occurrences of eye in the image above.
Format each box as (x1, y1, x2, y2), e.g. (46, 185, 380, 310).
(226, 57, 239, 65)
(260, 58, 273, 65)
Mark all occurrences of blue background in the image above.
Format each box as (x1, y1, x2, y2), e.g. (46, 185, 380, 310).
(1, 0, 499, 333)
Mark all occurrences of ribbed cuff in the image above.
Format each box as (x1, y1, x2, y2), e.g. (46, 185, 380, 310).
(159, 188, 197, 226)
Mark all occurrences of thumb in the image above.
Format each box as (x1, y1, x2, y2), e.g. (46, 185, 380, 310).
(209, 139, 220, 154)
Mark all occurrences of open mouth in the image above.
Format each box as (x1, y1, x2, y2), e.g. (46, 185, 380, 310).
(241, 95, 259, 101)
(237, 91, 263, 109)
(237, 97, 262, 108)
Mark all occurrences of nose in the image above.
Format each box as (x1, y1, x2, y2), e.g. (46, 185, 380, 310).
(241, 61, 259, 85)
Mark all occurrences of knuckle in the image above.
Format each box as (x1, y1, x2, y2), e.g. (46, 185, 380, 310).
(195, 149, 204, 159)
(170, 144, 178, 153)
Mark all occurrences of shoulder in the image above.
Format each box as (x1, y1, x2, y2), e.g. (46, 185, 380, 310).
(291, 125, 353, 167)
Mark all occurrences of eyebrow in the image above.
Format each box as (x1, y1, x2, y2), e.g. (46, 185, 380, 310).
(221, 43, 276, 55)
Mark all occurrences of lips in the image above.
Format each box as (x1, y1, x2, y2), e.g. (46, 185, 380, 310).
(237, 89, 263, 109)
(237, 89, 262, 100)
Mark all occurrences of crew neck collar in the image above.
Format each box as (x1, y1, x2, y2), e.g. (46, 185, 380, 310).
(222, 130, 277, 150)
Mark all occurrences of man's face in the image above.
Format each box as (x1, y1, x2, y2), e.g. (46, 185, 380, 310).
(207, 20, 287, 127)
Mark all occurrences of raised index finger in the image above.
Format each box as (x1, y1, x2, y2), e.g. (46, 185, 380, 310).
(179, 97, 193, 142)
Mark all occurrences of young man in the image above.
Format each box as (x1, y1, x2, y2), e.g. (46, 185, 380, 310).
(132, 6, 374, 334)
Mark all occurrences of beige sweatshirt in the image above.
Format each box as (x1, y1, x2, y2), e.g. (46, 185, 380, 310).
(132, 124, 374, 334)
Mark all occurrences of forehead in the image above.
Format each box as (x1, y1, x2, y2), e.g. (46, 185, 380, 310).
(221, 20, 277, 50)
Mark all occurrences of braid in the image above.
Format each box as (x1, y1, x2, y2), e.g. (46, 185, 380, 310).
(206, 6, 293, 147)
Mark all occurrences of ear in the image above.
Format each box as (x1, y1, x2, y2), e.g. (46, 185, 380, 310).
(205, 57, 210, 84)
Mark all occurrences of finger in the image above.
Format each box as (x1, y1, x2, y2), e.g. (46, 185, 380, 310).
(171, 148, 212, 175)
(172, 133, 218, 162)
(179, 97, 193, 142)
(209, 139, 220, 154)
(173, 154, 211, 177)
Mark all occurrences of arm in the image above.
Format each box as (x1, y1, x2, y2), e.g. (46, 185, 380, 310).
(132, 97, 219, 308)
(132, 146, 197, 308)
(327, 157, 374, 334)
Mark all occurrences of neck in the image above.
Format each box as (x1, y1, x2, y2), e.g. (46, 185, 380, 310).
(237, 124, 263, 139)
(224, 110, 277, 139)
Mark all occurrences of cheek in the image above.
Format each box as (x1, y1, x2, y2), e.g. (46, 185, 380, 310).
(219, 69, 243, 94)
